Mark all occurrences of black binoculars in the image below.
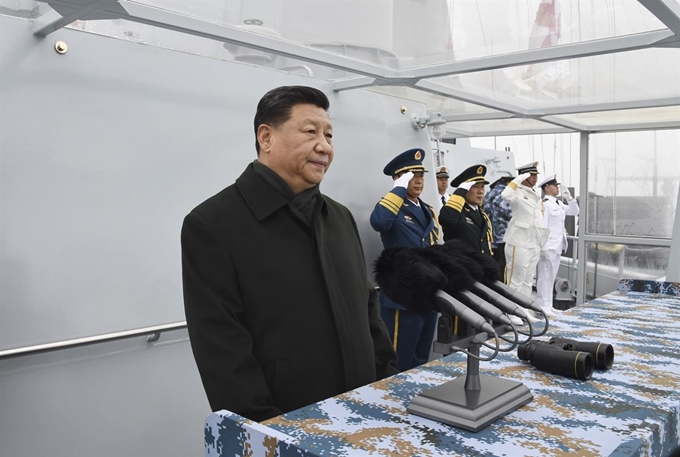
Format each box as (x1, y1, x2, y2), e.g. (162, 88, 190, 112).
(517, 337, 614, 381)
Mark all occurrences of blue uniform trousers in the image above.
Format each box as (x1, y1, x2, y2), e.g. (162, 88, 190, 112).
(380, 305, 438, 372)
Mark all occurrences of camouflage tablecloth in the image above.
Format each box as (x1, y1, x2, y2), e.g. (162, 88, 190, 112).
(205, 281, 680, 457)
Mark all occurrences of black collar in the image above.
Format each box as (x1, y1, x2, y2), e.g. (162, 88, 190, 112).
(236, 161, 328, 222)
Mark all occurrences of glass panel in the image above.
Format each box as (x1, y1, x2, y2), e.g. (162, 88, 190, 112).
(469, 133, 581, 188)
(429, 47, 680, 111)
(444, 117, 571, 137)
(583, 242, 669, 299)
(0, 0, 49, 18)
(67, 19, 232, 61)
(587, 130, 680, 237)
(553, 106, 680, 129)
(126, 0, 666, 70)
(65, 18, 356, 78)
(368, 86, 500, 116)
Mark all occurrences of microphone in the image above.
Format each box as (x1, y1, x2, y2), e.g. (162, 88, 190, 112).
(373, 246, 446, 314)
(439, 241, 542, 315)
(416, 245, 519, 325)
(486, 281, 543, 314)
(453, 289, 514, 326)
(435, 291, 496, 335)
(373, 247, 497, 333)
(468, 282, 531, 321)
(440, 240, 500, 283)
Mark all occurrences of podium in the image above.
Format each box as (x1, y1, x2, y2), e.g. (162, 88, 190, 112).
(206, 280, 680, 457)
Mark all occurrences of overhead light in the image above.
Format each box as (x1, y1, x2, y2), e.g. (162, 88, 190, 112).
(411, 112, 447, 140)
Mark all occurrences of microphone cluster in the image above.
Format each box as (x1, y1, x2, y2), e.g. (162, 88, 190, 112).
(374, 240, 549, 359)
(373, 240, 616, 379)
(373, 241, 616, 431)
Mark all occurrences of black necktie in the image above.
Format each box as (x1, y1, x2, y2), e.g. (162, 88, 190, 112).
(441, 196, 446, 205)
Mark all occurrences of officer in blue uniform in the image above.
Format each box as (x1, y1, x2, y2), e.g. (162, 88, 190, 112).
(439, 164, 494, 256)
(370, 148, 440, 372)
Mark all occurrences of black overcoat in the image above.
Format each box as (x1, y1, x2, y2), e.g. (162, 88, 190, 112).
(181, 162, 397, 421)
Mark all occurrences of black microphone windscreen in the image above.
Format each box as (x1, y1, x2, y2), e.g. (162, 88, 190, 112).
(441, 239, 500, 284)
(416, 245, 475, 292)
(373, 247, 446, 314)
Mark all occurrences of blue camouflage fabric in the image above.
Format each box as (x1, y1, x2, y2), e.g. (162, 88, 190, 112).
(206, 279, 680, 457)
(483, 181, 513, 249)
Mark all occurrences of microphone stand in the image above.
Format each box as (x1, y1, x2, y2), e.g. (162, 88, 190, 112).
(408, 296, 535, 432)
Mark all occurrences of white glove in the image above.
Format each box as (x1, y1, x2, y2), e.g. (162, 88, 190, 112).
(540, 251, 549, 261)
(513, 172, 532, 184)
(457, 180, 475, 192)
(393, 171, 414, 189)
(559, 184, 573, 200)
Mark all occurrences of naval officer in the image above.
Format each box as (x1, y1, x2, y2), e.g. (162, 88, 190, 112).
(501, 162, 550, 298)
(536, 174, 580, 316)
(370, 148, 440, 372)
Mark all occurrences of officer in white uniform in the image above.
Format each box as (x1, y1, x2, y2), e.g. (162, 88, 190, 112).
(501, 162, 550, 298)
(536, 174, 580, 316)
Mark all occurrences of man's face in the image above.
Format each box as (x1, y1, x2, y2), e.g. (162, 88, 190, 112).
(397, 171, 424, 200)
(523, 173, 538, 188)
(544, 182, 560, 197)
(437, 176, 449, 195)
(257, 103, 334, 194)
(466, 182, 486, 206)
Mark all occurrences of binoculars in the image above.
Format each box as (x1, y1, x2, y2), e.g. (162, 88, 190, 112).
(517, 337, 614, 381)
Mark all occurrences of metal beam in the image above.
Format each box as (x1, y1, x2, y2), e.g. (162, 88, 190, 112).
(437, 97, 680, 123)
(533, 115, 586, 132)
(34, 0, 117, 37)
(443, 126, 572, 138)
(666, 180, 680, 281)
(638, 0, 680, 36)
(530, 97, 680, 116)
(576, 133, 589, 306)
(588, 120, 680, 133)
(442, 112, 514, 122)
(415, 80, 531, 115)
(332, 76, 377, 91)
(44, 0, 396, 79)
(581, 234, 672, 247)
(400, 30, 674, 80)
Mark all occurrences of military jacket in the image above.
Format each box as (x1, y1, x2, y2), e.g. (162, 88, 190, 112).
(439, 187, 493, 255)
(370, 186, 440, 310)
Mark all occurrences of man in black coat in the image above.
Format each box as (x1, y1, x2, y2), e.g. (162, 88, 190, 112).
(439, 164, 494, 256)
(181, 86, 398, 422)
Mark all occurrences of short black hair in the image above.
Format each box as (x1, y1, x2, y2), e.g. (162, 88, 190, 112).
(253, 86, 330, 155)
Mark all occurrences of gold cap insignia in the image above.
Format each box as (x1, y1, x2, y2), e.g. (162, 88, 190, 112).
(414, 151, 422, 160)
(477, 166, 483, 174)
(532, 161, 538, 167)
(441, 167, 447, 173)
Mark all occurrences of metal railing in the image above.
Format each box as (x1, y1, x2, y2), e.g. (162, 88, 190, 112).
(0, 321, 187, 360)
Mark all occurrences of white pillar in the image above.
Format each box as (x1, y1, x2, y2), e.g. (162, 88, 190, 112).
(576, 133, 589, 305)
